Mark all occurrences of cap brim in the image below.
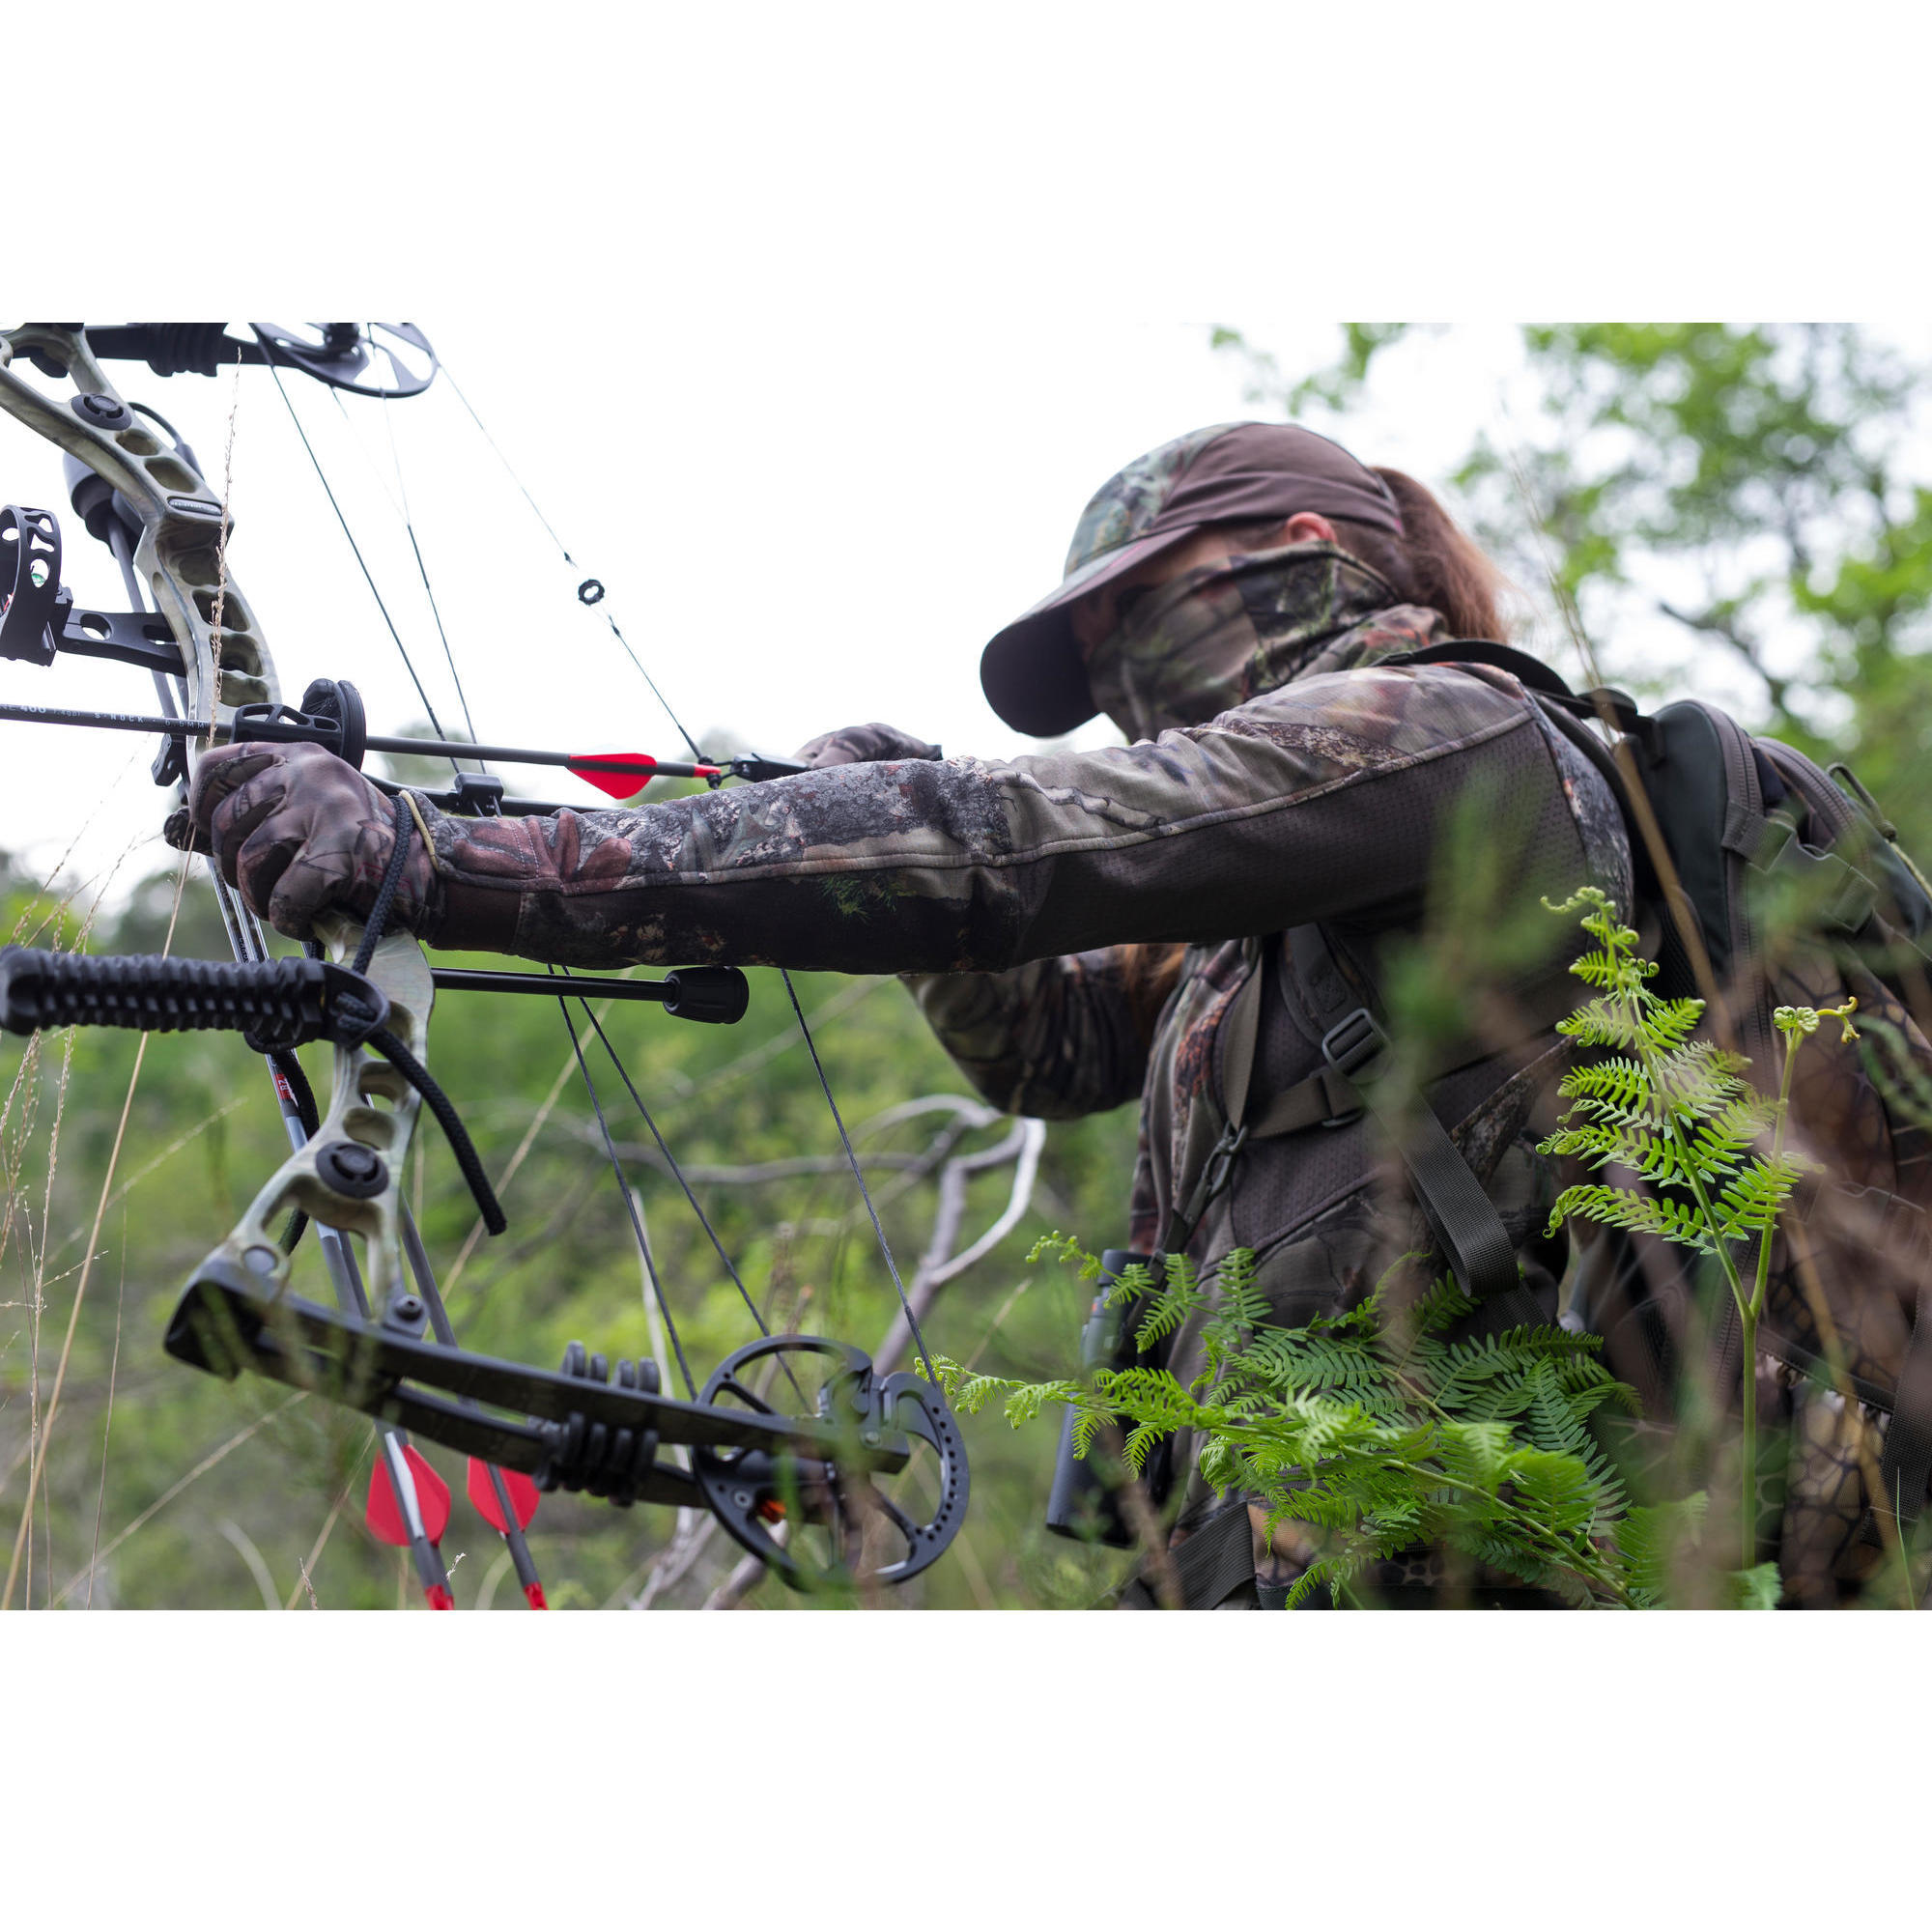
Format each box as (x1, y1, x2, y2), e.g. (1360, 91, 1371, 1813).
(979, 524, 1204, 736)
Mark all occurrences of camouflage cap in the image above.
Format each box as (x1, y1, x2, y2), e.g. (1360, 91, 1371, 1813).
(980, 421, 1404, 735)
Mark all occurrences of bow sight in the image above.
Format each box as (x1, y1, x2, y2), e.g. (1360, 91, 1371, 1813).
(0, 322, 969, 1605)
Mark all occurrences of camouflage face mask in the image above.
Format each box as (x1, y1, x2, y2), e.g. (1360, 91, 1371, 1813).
(1084, 542, 1406, 743)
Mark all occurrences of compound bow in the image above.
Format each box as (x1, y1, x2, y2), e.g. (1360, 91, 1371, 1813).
(0, 322, 969, 1608)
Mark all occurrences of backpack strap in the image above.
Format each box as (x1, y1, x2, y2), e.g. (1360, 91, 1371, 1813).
(1388, 639, 1649, 735)
(1879, 1284, 1932, 1539)
(1118, 1501, 1262, 1609)
(1283, 924, 1545, 1330)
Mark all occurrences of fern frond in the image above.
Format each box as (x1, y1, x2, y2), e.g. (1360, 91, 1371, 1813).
(1411, 1271, 1478, 1335)
(1212, 1246, 1270, 1332)
(1554, 1055, 1656, 1114)
(1616, 1492, 1708, 1606)
(1538, 1119, 1730, 1189)
(1135, 1252, 1205, 1349)
(1644, 996, 1707, 1050)
(1713, 1152, 1806, 1239)
(1543, 1182, 1718, 1251)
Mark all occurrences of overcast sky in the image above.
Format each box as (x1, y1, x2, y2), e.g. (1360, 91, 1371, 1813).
(10, 7, 1930, 927)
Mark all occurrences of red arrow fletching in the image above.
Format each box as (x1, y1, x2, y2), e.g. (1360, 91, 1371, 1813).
(566, 753, 724, 799)
(467, 1457, 540, 1533)
(365, 1445, 453, 1548)
(567, 753, 662, 799)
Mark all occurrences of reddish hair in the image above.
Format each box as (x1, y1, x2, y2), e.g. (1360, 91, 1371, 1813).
(1330, 469, 1512, 641)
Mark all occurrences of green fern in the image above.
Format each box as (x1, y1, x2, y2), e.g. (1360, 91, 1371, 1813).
(938, 1236, 1657, 1608)
(1536, 886, 1860, 1584)
(932, 893, 1864, 1607)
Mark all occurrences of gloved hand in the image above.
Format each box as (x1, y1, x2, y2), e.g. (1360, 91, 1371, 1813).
(184, 741, 440, 942)
(789, 723, 943, 768)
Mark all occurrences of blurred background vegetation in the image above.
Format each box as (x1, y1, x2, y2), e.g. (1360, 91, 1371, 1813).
(5, 322, 1929, 1608)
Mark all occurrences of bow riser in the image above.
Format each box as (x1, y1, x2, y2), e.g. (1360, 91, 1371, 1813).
(1, 327, 278, 722)
(185, 914, 434, 1322)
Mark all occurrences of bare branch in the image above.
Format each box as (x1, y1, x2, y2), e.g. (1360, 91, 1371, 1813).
(875, 1117, 1047, 1377)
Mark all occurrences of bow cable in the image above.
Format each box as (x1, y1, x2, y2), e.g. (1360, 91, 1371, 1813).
(368, 386, 482, 749)
(552, 965, 814, 1411)
(327, 407, 724, 1402)
(256, 341, 467, 776)
(548, 986, 700, 1399)
(440, 366, 707, 763)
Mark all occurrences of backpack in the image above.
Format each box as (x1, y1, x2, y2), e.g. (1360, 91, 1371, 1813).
(1399, 640, 1932, 1589)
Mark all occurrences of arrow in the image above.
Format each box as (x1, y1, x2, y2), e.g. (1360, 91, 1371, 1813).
(0, 699, 809, 798)
(365, 1438, 457, 1609)
(466, 1459, 548, 1609)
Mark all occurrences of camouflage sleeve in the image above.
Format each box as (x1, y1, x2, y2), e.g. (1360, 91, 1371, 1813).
(415, 662, 1578, 975)
(902, 945, 1176, 1120)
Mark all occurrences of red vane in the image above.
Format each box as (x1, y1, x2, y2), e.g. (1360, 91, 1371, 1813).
(426, 1584, 455, 1610)
(365, 1444, 453, 1548)
(566, 753, 724, 800)
(467, 1457, 540, 1533)
(524, 1581, 550, 1610)
(567, 753, 662, 799)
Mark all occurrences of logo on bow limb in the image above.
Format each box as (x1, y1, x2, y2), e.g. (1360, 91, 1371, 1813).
(0, 323, 969, 1608)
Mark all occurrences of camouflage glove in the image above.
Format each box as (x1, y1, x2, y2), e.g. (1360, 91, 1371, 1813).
(789, 722, 943, 768)
(185, 741, 440, 942)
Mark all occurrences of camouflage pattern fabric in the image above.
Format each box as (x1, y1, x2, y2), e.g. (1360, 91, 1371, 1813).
(1060, 424, 1235, 580)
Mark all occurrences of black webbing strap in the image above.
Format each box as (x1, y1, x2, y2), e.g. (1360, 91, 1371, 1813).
(1857, 1185, 1932, 1537)
(1119, 1502, 1258, 1609)
(1286, 925, 1542, 1327)
(1387, 639, 1648, 735)
(1880, 1288, 1932, 1537)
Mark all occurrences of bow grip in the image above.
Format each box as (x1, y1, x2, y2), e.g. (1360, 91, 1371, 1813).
(0, 946, 388, 1053)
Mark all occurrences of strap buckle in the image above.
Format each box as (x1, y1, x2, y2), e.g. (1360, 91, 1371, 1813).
(1321, 1007, 1386, 1076)
(1199, 1121, 1250, 1210)
(1318, 1008, 1384, 1127)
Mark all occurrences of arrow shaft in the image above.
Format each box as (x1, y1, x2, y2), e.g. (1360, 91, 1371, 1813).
(368, 732, 711, 779)
(0, 699, 202, 737)
(0, 701, 720, 781)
